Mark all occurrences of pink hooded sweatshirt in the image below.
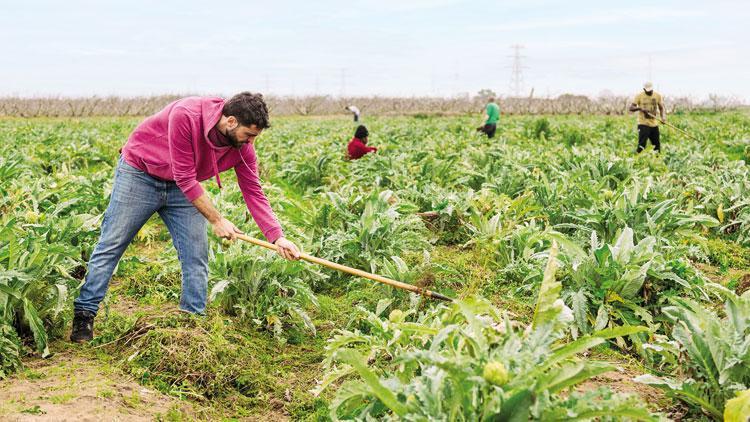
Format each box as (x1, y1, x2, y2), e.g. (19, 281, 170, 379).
(121, 96, 283, 243)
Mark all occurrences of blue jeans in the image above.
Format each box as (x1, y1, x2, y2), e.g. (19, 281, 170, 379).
(74, 157, 209, 314)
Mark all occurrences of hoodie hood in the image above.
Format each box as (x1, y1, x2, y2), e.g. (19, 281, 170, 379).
(200, 97, 228, 188)
(201, 97, 227, 150)
(197, 97, 256, 189)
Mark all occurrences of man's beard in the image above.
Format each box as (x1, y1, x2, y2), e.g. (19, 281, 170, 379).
(645, 90, 653, 96)
(223, 127, 243, 149)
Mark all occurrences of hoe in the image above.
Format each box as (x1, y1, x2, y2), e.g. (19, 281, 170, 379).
(236, 234, 453, 302)
(643, 110, 701, 142)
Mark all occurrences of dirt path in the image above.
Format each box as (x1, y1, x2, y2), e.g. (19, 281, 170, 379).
(0, 274, 195, 422)
(578, 366, 665, 402)
(0, 272, 297, 421)
(0, 345, 191, 421)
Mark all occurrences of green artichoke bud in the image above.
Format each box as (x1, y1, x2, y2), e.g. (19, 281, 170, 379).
(388, 309, 405, 323)
(483, 361, 509, 386)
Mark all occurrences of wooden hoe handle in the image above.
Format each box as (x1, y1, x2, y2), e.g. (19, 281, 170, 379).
(235, 233, 453, 302)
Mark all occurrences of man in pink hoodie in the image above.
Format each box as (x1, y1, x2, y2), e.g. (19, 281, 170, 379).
(71, 92, 300, 342)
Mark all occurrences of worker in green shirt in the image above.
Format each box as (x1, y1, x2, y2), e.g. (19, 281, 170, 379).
(477, 98, 500, 138)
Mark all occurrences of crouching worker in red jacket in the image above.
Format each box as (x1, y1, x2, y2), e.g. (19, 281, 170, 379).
(347, 125, 377, 160)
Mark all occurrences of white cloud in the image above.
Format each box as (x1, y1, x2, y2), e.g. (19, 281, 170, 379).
(0, 1, 746, 100)
(475, 6, 704, 32)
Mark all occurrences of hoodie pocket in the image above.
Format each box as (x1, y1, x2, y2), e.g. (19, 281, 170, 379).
(140, 159, 172, 181)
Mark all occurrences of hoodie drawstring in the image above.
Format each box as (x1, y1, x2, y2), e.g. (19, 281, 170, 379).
(209, 148, 222, 189)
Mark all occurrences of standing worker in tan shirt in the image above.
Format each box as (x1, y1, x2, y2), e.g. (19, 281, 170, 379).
(629, 82, 666, 153)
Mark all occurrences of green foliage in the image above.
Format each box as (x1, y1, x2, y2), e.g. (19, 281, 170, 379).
(704, 237, 750, 270)
(636, 284, 750, 419)
(4, 112, 750, 418)
(526, 117, 552, 140)
(281, 154, 331, 190)
(0, 322, 22, 378)
(0, 120, 118, 373)
(209, 247, 323, 340)
(724, 389, 750, 422)
(464, 193, 549, 274)
(561, 126, 587, 146)
(558, 226, 708, 362)
(109, 313, 280, 403)
(315, 190, 431, 273)
(316, 246, 657, 420)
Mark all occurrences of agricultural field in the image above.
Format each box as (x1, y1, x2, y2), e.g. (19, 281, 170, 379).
(1, 111, 750, 420)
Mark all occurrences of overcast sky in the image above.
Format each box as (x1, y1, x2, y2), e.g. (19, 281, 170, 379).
(1, 0, 748, 100)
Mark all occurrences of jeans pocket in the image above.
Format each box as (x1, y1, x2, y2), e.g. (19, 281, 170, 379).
(113, 162, 160, 204)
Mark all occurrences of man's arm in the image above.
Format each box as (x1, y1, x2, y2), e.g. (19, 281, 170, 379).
(166, 107, 241, 241)
(629, 102, 640, 112)
(658, 98, 666, 121)
(192, 193, 242, 240)
(235, 147, 300, 260)
(193, 167, 298, 259)
(481, 106, 489, 123)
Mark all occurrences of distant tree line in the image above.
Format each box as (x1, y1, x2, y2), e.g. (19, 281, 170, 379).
(0, 93, 743, 117)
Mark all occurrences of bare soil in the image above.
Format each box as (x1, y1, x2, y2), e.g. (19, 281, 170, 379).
(577, 365, 664, 401)
(0, 348, 191, 421)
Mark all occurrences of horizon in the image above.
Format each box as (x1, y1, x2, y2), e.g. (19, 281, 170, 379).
(0, 92, 743, 103)
(1, 0, 748, 102)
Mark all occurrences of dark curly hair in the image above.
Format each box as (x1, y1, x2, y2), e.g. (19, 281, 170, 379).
(354, 125, 369, 140)
(223, 92, 271, 129)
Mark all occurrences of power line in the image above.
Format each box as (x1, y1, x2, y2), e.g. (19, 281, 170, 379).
(508, 44, 527, 97)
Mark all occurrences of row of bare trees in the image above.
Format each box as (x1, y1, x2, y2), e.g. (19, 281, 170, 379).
(0, 94, 743, 117)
